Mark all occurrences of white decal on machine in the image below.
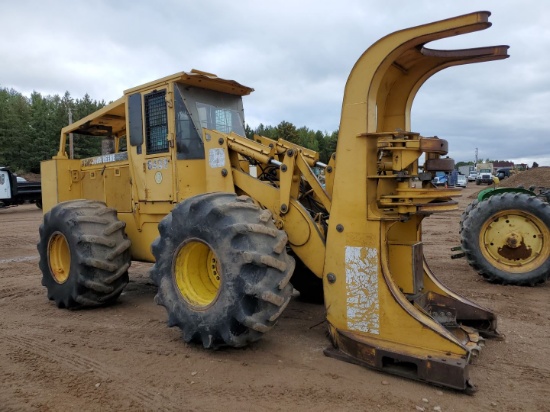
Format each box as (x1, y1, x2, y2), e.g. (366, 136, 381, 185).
(345, 246, 379, 334)
(147, 158, 169, 170)
(209, 148, 225, 168)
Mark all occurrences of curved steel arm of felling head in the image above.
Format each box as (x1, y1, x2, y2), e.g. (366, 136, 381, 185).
(338, 11, 509, 137)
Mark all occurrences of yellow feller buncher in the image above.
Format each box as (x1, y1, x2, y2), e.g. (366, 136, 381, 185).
(39, 12, 509, 391)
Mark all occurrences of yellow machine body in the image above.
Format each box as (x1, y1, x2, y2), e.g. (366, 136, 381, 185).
(41, 12, 508, 390)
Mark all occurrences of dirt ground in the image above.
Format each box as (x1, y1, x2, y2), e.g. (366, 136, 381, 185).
(1, 183, 549, 412)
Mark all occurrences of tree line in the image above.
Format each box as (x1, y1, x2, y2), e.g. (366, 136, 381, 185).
(0, 87, 338, 174)
(245, 121, 338, 165)
(0, 88, 106, 173)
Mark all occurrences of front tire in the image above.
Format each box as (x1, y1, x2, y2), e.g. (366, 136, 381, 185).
(37, 200, 131, 308)
(150, 193, 295, 349)
(461, 193, 550, 285)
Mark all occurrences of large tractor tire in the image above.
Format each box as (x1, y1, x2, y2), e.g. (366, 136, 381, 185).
(459, 199, 479, 234)
(37, 200, 131, 308)
(150, 193, 295, 349)
(461, 193, 550, 285)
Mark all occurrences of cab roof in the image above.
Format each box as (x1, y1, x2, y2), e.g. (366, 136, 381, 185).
(62, 70, 253, 137)
(124, 69, 254, 96)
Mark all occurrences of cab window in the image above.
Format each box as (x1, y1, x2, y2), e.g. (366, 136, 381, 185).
(144, 90, 169, 154)
(174, 87, 204, 160)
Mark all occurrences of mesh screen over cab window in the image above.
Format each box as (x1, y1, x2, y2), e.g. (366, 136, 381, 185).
(145, 90, 169, 154)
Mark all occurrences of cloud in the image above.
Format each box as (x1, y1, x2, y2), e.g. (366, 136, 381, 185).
(1, 0, 549, 164)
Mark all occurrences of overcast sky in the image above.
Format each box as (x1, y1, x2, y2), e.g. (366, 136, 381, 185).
(2, 0, 549, 165)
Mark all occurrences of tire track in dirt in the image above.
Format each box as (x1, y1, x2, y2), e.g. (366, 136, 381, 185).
(0, 285, 42, 302)
(0, 259, 42, 303)
(3, 333, 180, 411)
(0, 217, 40, 224)
(0, 239, 37, 254)
(0, 255, 38, 264)
(482, 361, 550, 399)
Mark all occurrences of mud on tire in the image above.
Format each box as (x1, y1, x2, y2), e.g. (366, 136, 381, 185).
(461, 193, 550, 286)
(37, 200, 131, 308)
(150, 193, 295, 348)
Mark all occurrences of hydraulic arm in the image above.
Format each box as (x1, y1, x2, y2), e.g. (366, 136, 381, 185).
(223, 11, 508, 391)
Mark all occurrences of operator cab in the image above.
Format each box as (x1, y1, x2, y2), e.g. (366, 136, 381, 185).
(173, 83, 247, 160)
(49, 70, 254, 217)
(126, 69, 252, 160)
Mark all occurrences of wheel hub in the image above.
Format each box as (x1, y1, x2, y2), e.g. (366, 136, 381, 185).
(48, 232, 71, 284)
(480, 211, 549, 273)
(505, 232, 521, 248)
(173, 240, 221, 308)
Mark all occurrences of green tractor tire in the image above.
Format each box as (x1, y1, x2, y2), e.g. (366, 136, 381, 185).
(461, 192, 550, 286)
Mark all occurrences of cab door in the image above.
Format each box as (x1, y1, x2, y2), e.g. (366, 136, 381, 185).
(128, 86, 176, 203)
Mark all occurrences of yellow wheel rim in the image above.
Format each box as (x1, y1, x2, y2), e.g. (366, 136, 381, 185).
(48, 232, 71, 284)
(173, 240, 221, 308)
(480, 209, 550, 274)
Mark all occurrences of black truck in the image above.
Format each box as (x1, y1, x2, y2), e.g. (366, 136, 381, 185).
(0, 167, 42, 208)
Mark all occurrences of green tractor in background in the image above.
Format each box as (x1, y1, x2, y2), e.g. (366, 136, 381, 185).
(458, 186, 550, 286)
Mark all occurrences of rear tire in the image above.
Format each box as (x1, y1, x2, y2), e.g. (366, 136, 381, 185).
(461, 193, 550, 286)
(459, 199, 479, 234)
(151, 193, 295, 348)
(37, 200, 131, 308)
